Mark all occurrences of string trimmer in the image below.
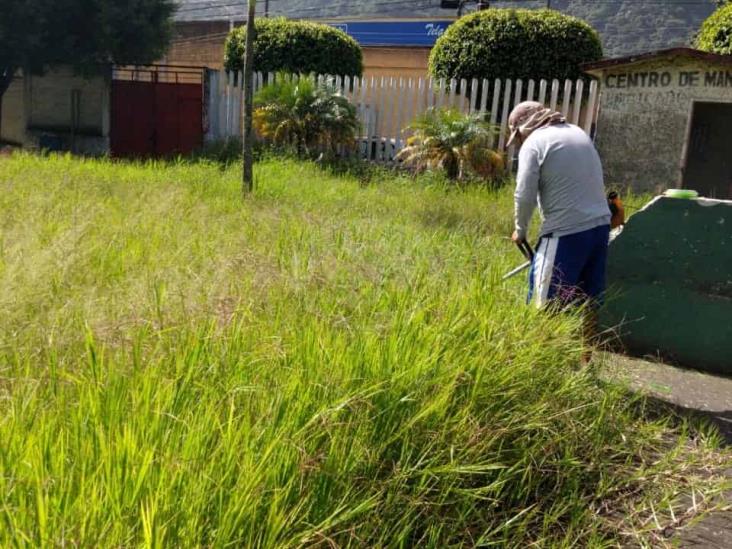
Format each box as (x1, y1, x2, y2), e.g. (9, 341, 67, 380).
(502, 239, 534, 281)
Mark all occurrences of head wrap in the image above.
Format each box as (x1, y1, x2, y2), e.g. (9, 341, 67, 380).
(506, 101, 565, 148)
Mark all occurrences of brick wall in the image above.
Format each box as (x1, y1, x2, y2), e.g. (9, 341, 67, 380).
(164, 21, 232, 68)
(362, 48, 430, 79)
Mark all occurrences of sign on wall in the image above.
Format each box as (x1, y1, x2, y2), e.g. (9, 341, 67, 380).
(328, 21, 453, 47)
(604, 70, 732, 89)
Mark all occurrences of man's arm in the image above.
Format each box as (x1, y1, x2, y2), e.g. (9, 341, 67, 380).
(513, 143, 541, 241)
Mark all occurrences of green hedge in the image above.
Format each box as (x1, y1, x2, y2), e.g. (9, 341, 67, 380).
(224, 18, 363, 76)
(696, 4, 732, 55)
(429, 9, 602, 83)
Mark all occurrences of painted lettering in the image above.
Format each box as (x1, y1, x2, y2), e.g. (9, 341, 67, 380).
(679, 71, 701, 87)
(425, 23, 445, 37)
(609, 71, 674, 89)
(704, 70, 732, 87)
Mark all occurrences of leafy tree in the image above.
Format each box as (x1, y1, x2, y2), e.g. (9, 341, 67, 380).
(224, 18, 363, 77)
(0, 0, 175, 134)
(697, 2, 732, 54)
(397, 108, 504, 182)
(429, 8, 602, 83)
(253, 75, 359, 157)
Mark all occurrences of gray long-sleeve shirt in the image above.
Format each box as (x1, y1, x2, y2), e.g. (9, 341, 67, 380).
(514, 123, 611, 240)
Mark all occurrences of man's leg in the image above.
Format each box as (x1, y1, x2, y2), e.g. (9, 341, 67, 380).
(577, 225, 611, 354)
(577, 225, 611, 306)
(529, 228, 602, 364)
(530, 232, 589, 309)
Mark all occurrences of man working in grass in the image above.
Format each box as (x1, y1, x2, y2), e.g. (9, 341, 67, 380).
(507, 101, 611, 314)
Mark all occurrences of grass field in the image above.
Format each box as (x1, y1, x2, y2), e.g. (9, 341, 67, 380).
(0, 153, 727, 547)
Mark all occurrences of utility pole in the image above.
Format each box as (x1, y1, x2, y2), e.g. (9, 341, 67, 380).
(265, 0, 269, 17)
(546, 0, 552, 8)
(242, 0, 256, 196)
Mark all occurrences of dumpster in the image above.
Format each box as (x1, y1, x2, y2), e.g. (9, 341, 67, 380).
(601, 196, 732, 375)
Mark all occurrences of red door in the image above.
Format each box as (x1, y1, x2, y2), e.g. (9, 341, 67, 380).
(111, 67, 204, 158)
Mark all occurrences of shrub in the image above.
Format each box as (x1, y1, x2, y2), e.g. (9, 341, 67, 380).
(397, 108, 504, 182)
(224, 18, 363, 76)
(253, 75, 359, 157)
(696, 4, 732, 54)
(429, 9, 602, 83)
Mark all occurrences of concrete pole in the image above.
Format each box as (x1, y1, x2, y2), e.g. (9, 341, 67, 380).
(242, 0, 256, 195)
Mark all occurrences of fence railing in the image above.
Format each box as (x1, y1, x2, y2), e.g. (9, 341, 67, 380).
(207, 70, 600, 167)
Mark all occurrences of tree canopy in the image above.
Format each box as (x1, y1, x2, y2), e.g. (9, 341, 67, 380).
(429, 8, 602, 84)
(696, 2, 732, 54)
(224, 18, 363, 77)
(0, 0, 176, 99)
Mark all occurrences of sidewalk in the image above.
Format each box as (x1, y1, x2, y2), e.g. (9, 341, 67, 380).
(604, 354, 732, 548)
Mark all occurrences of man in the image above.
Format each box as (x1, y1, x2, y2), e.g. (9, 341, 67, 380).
(507, 101, 611, 310)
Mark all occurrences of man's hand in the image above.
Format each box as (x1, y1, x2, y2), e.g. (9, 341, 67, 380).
(511, 230, 522, 243)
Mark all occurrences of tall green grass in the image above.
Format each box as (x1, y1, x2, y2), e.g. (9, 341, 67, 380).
(0, 153, 724, 547)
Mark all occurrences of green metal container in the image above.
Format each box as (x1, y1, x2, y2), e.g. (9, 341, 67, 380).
(601, 196, 732, 374)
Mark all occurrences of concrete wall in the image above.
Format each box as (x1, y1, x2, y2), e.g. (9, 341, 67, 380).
(590, 57, 732, 193)
(0, 76, 27, 145)
(1, 67, 110, 154)
(28, 67, 109, 132)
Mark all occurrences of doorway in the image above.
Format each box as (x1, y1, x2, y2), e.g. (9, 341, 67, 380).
(682, 101, 732, 199)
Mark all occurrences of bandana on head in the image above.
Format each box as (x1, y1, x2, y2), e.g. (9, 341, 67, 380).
(506, 101, 565, 148)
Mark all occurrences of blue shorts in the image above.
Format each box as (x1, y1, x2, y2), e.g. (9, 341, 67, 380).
(527, 224, 610, 308)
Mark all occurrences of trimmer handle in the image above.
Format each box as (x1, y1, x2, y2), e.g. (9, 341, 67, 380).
(516, 239, 534, 261)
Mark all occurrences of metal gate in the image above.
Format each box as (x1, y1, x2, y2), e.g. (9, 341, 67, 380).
(111, 65, 204, 157)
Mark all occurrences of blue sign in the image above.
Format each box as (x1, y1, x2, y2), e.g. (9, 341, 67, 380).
(328, 21, 454, 47)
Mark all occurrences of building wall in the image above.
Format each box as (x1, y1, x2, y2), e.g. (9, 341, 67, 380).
(0, 76, 27, 145)
(164, 21, 231, 68)
(1, 67, 110, 154)
(165, 22, 433, 78)
(362, 47, 430, 79)
(28, 67, 109, 134)
(592, 57, 732, 192)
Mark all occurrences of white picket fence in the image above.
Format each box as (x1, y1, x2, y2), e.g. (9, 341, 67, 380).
(207, 69, 600, 167)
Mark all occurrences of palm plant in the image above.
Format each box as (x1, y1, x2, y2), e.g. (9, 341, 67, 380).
(253, 75, 359, 157)
(397, 108, 505, 182)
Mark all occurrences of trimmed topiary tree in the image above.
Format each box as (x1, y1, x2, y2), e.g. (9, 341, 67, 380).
(224, 18, 363, 76)
(429, 9, 602, 83)
(696, 3, 732, 55)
